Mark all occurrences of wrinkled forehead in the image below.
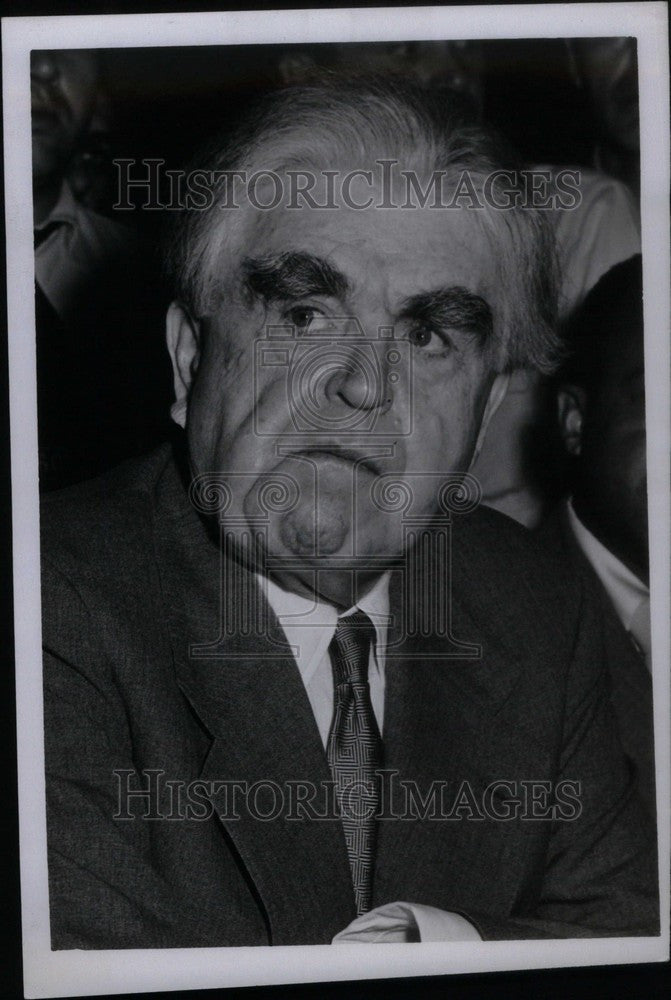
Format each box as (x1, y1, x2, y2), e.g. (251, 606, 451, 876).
(239, 194, 501, 313)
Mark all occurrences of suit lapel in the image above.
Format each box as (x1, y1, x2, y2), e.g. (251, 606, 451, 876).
(152, 466, 545, 931)
(153, 457, 356, 944)
(542, 504, 655, 818)
(373, 532, 541, 913)
(554, 505, 651, 720)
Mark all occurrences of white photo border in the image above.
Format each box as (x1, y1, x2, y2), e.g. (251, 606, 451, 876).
(3, 4, 669, 997)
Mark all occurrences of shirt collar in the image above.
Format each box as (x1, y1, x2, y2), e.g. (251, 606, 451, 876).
(567, 499, 648, 631)
(258, 571, 391, 686)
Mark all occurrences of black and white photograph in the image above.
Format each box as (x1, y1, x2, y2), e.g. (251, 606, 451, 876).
(3, 4, 669, 997)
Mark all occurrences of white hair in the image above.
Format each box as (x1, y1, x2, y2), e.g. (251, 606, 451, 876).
(168, 77, 560, 374)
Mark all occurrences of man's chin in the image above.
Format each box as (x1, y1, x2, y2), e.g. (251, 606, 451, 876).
(263, 513, 402, 572)
(277, 505, 349, 557)
(262, 537, 399, 610)
(244, 470, 356, 561)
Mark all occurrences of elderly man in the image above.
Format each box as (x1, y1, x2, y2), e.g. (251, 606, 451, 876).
(42, 81, 658, 949)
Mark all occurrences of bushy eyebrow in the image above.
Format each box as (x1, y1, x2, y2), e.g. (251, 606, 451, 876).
(241, 252, 349, 303)
(399, 287, 494, 342)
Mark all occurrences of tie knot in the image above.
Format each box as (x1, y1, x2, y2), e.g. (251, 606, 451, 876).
(330, 610, 376, 686)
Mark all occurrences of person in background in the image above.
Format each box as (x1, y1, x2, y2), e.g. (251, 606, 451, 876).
(568, 37, 640, 199)
(542, 255, 655, 820)
(467, 37, 642, 527)
(276, 40, 485, 116)
(32, 49, 170, 490)
(470, 161, 641, 528)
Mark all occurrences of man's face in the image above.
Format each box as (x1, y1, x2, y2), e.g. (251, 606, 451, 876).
(31, 50, 98, 183)
(171, 192, 499, 603)
(560, 327, 647, 581)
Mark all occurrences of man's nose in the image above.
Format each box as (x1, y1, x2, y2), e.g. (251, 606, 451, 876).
(323, 340, 393, 415)
(31, 52, 60, 84)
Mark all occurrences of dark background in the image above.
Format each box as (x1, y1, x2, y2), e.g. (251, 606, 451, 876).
(87, 38, 601, 237)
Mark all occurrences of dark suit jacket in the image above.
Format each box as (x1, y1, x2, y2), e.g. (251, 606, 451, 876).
(41, 445, 659, 948)
(538, 506, 656, 822)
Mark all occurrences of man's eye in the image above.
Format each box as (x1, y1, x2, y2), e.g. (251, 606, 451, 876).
(408, 324, 450, 355)
(286, 306, 320, 330)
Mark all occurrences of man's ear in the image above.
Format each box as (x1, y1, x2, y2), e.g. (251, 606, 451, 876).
(557, 384, 586, 457)
(166, 301, 201, 428)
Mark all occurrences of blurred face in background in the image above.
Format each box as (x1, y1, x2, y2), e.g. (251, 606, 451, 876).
(573, 37, 639, 152)
(335, 40, 484, 105)
(559, 321, 647, 583)
(31, 49, 99, 184)
(277, 40, 485, 114)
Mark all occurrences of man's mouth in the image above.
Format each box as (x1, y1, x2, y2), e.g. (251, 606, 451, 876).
(288, 445, 381, 476)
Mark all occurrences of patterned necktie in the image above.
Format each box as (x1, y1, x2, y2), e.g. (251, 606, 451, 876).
(327, 610, 382, 916)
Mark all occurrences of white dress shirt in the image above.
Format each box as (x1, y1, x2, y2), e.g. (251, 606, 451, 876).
(567, 500, 650, 667)
(258, 570, 483, 943)
(258, 571, 390, 747)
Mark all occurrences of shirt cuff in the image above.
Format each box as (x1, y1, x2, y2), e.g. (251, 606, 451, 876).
(332, 901, 482, 943)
